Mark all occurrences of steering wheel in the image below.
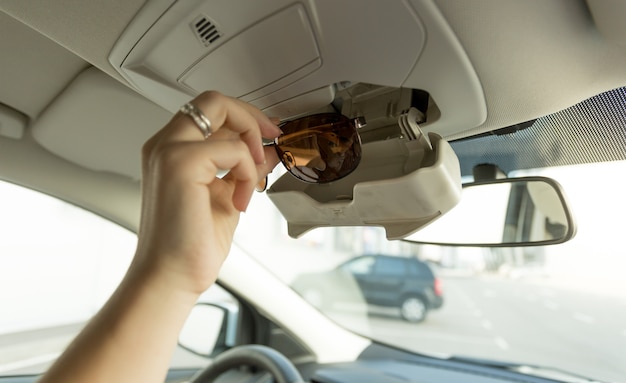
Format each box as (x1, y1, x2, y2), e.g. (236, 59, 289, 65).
(190, 344, 305, 383)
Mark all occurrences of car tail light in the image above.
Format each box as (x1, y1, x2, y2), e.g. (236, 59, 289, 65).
(434, 278, 443, 296)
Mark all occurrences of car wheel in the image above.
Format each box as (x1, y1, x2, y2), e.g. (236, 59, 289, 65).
(400, 296, 427, 322)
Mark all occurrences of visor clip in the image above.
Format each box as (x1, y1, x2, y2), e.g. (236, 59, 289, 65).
(398, 107, 432, 150)
(353, 116, 367, 129)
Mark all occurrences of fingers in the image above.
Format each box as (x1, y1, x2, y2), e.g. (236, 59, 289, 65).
(229, 98, 283, 138)
(258, 146, 281, 179)
(169, 139, 260, 212)
(134, 92, 282, 296)
(223, 145, 280, 201)
(178, 92, 281, 165)
(143, 91, 281, 212)
(210, 141, 259, 213)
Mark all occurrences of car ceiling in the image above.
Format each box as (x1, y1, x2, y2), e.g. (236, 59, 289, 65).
(1, 0, 626, 230)
(0, 10, 87, 120)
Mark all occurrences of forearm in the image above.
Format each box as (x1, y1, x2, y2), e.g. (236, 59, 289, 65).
(38, 262, 199, 383)
(37, 92, 279, 383)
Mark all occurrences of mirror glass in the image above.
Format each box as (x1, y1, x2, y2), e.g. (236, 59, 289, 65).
(178, 304, 226, 357)
(404, 177, 575, 246)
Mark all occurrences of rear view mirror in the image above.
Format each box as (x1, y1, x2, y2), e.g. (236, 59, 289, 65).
(404, 177, 576, 247)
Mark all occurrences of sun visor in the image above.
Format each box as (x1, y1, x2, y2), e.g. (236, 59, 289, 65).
(0, 104, 27, 140)
(31, 68, 172, 180)
(267, 133, 462, 240)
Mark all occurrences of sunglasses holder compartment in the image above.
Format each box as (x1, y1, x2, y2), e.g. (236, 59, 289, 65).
(266, 133, 462, 240)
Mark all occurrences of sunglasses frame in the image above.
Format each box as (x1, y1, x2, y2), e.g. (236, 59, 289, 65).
(263, 113, 365, 184)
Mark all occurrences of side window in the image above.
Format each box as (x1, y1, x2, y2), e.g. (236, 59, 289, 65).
(343, 256, 375, 275)
(0, 180, 237, 373)
(0, 180, 137, 336)
(374, 257, 406, 276)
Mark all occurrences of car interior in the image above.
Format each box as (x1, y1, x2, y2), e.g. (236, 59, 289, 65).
(1, 1, 626, 382)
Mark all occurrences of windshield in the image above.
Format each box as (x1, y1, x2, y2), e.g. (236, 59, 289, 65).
(2, 133, 624, 383)
(235, 160, 626, 383)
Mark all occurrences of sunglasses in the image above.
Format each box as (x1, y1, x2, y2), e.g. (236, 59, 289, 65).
(263, 113, 364, 184)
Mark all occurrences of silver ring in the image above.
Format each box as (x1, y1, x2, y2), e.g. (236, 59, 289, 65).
(180, 103, 212, 139)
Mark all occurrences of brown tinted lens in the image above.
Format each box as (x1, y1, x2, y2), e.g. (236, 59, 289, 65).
(274, 114, 361, 183)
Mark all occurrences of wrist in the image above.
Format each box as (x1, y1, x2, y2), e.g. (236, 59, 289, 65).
(125, 251, 221, 303)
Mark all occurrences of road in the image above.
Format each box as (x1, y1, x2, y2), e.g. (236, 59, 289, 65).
(2, 276, 625, 383)
(359, 276, 626, 383)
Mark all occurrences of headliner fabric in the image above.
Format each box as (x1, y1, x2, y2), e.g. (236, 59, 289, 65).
(5, 0, 626, 139)
(0, 0, 145, 85)
(434, 0, 626, 139)
(31, 69, 626, 181)
(451, 86, 626, 176)
(0, 11, 86, 119)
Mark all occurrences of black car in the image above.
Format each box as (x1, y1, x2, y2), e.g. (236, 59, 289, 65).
(292, 255, 443, 322)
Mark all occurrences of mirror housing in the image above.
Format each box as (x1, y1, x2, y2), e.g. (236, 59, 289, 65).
(178, 302, 238, 358)
(403, 177, 576, 247)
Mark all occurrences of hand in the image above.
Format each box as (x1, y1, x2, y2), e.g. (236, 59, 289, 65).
(132, 91, 281, 294)
(37, 91, 281, 383)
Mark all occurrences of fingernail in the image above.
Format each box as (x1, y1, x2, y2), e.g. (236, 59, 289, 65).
(240, 201, 249, 213)
(268, 117, 283, 136)
(255, 175, 268, 192)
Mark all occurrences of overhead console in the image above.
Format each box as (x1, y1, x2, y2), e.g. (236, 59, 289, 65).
(107, 0, 474, 237)
(109, 0, 486, 138)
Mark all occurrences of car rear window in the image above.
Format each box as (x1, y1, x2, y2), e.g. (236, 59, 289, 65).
(375, 257, 406, 276)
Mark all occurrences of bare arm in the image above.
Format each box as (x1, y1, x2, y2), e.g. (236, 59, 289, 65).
(38, 91, 281, 383)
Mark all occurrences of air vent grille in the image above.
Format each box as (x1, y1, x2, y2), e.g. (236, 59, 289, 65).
(192, 16, 222, 46)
